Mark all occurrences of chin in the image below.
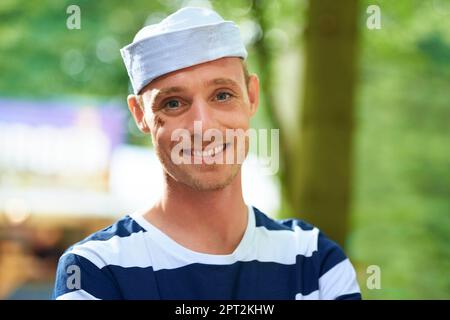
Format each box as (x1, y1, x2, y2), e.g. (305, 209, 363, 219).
(179, 165, 240, 191)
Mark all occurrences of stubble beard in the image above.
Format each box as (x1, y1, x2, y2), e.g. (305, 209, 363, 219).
(156, 146, 243, 192)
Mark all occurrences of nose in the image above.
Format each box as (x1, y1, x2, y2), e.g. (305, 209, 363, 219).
(186, 96, 218, 133)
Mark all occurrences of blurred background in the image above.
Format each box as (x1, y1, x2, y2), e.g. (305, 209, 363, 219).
(0, 0, 448, 299)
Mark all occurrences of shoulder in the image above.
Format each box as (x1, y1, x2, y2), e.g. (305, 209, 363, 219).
(252, 206, 351, 274)
(60, 215, 148, 269)
(53, 215, 149, 299)
(252, 207, 361, 299)
(76, 214, 146, 244)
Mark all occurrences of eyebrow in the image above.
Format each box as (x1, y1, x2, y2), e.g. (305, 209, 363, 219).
(151, 77, 242, 102)
(155, 86, 186, 98)
(205, 78, 241, 89)
(148, 86, 187, 107)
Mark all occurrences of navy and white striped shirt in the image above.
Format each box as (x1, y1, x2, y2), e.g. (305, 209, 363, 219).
(53, 205, 361, 300)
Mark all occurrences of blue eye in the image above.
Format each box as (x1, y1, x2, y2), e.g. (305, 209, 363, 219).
(216, 92, 232, 101)
(165, 100, 180, 109)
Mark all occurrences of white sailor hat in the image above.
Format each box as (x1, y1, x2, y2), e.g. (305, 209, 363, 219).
(120, 7, 248, 94)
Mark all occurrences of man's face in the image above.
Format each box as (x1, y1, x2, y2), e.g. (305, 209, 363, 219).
(128, 57, 259, 191)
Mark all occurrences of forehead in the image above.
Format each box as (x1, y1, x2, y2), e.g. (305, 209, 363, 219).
(141, 57, 245, 93)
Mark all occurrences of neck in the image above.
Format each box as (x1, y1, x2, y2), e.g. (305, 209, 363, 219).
(145, 170, 248, 254)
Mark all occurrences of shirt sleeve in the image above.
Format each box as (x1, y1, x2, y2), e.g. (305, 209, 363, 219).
(53, 252, 122, 300)
(317, 232, 362, 300)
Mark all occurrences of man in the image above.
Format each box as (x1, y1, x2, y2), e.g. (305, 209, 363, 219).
(53, 7, 361, 300)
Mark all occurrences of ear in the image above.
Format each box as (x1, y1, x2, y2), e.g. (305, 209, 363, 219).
(127, 94, 150, 133)
(247, 74, 259, 117)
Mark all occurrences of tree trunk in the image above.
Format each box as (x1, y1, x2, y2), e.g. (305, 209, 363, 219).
(293, 0, 360, 247)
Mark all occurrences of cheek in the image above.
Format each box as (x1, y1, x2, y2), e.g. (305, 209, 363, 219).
(152, 120, 178, 154)
(226, 109, 250, 131)
(146, 113, 167, 149)
(145, 109, 165, 129)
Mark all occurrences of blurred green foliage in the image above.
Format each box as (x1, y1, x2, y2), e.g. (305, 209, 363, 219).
(0, 0, 448, 299)
(353, 0, 450, 299)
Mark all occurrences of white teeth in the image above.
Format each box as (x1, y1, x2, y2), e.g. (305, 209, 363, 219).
(193, 150, 202, 157)
(188, 144, 225, 157)
(213, 145, 224, 155)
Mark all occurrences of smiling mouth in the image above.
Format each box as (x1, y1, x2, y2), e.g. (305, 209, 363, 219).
(183, 143, 230, 158)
